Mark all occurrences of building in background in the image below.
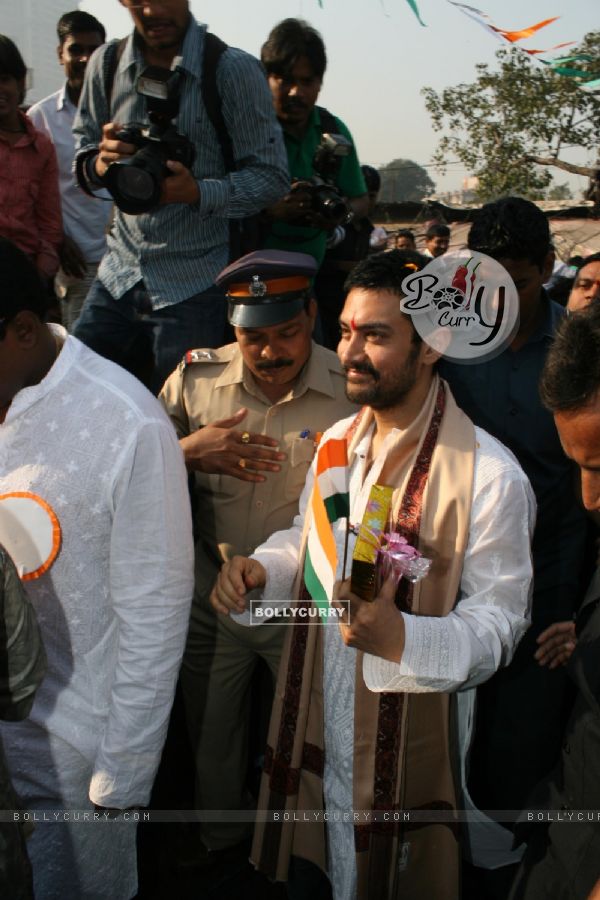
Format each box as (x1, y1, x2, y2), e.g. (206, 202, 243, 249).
(3, 0, 69, 104)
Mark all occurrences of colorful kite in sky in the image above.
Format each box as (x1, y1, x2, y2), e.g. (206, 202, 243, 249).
(447, 2, 599, 90)
(313, 0, 599, 88)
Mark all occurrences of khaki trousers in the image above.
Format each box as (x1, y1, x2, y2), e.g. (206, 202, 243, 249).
(181, 575, 287, 850)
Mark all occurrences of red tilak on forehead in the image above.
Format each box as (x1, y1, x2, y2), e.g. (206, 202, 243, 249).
(350, 315, 357, 331)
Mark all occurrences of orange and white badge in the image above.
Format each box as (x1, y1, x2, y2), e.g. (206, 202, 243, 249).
(0, 492, 62, 581)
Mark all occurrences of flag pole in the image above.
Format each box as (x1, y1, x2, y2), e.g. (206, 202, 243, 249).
(341, 517, 350, 581)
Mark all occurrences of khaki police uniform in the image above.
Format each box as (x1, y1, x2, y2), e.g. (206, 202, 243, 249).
(160, 340, 355, 849)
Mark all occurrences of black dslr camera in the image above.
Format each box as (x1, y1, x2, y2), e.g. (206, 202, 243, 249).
(103, 63, 195, 215)
(303, 133, 352, 223)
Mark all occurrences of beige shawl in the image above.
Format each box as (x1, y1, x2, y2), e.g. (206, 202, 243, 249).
(252, 377, 476, 899)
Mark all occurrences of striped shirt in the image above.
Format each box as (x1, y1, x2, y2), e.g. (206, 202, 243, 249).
(73, 20, 289, 308)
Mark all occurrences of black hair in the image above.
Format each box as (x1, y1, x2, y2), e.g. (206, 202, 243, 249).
(540, 303, 600, 412)
(425, 223, 450, 239)
(575, 252, 600, 280)
(468, 197, 551, 270)
(345, 248, 427, 294)
(396, 229, 416, 243)
(344, 249, 429, 342)
(0, 34, 27, 82)
(261, 18, 327, 79)
(361, 165, 381, 193)
(57, 11, 106, 45)
(0, 239, 48, 330)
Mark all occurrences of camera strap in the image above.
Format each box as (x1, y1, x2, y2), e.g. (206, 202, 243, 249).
(201, 33, 234, 171)
(315, 106, 339, 138)
(201, 32, 268, 261)
(103, 38, 128, 119)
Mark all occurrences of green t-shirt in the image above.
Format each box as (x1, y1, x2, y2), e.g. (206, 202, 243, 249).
(264, 107, 367, 269)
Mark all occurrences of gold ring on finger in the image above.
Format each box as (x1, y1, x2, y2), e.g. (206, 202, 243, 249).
(241, 432, 251, 444)
(238, 458, 247, 469)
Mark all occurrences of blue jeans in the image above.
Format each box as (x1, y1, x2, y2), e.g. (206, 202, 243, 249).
(73, 279, 227, 393)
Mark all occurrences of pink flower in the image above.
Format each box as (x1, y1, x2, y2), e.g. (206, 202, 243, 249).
(383, 532, 420, 559)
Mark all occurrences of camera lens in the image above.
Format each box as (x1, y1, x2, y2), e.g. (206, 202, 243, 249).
(113, 166, 156, 203)
(103, 145, 165, 214)
(320, 197, 347, 221)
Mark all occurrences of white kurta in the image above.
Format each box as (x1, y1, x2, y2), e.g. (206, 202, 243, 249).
(0, 328, 194, 899)
(241, 414, 536, 900)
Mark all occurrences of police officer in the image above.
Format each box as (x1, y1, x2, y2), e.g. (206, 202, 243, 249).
(160, 249, 356, 855)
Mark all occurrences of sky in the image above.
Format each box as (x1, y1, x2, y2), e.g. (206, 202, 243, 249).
(79, 0, 598, 196)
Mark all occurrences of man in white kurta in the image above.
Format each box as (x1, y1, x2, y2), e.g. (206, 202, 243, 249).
(236, 407, 534, 899)
(0, 238, 194, 899)
(212, 250, 535, 899)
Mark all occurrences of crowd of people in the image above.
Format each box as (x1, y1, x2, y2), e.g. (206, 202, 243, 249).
(2, 2, 600, 900)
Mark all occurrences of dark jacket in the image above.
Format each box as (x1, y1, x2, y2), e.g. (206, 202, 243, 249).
(511, 569, 600, 900)
(0, 545, 46, 900)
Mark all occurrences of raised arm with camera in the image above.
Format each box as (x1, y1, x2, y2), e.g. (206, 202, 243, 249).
(260, 19, 368, 270)
(70, 0, 289, 392)
(90, 61, 198, 213)
(74, 26, 288, 218)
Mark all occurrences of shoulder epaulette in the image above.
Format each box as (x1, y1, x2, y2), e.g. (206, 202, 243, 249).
(178, 345, 237, 373)
(179, 349, 220, 372)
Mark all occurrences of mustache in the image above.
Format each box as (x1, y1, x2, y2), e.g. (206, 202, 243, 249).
(255, 358, 294, 371)
(343, 361, 380, 379)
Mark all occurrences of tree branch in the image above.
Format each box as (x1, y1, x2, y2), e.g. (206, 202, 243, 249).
(526, 156, 597, 177)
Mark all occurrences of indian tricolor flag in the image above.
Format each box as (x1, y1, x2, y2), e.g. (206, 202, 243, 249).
(303, 437, 349, 612)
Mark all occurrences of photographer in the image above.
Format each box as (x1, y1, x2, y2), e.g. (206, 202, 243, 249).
(260, 19, 368, 274)
(72, 0, 288, 393)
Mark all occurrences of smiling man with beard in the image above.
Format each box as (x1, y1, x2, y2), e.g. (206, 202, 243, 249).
(212, 250, 536, 900)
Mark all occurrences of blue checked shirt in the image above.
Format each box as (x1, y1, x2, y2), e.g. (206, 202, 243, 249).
(73, 20, 289, 308)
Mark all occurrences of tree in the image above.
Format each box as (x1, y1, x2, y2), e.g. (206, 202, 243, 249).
(546, 182, 573, 201)
(378, 158, 436, 202)
(422, 31, 600, 202)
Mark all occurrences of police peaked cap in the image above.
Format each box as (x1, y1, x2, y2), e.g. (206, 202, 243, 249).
(216, 250, 317, 328)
